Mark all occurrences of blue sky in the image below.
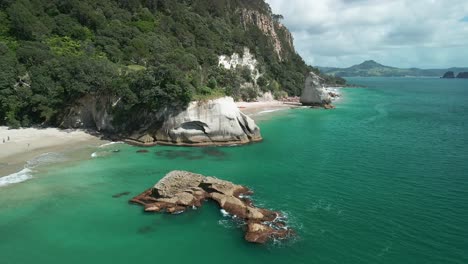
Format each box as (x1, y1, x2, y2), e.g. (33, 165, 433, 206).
(266, 0, 468, 68)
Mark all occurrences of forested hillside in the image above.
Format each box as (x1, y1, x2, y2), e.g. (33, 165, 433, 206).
(0, 0, 344, 128)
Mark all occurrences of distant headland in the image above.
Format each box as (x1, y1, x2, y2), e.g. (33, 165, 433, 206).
(319, 60, 468, 77)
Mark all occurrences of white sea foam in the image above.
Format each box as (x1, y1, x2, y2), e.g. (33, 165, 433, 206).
(0, 168, 33, 187)
(26, 152, 66, 168)
(99, 141, 124, 148)
(91, 152, 98, 158)
(258, 109, 282, 114)
(1, 152, 66, 188)
(220, 209, 230, 217)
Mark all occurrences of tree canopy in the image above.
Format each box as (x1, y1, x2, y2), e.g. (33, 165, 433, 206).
(0, 0, 345, 128)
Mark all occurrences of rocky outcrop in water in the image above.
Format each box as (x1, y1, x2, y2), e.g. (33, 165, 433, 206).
(300, 72, 333, 108)
(442, 71, 455, 78)
(456, 72, 468, 78)
(130, 170, 293, 244)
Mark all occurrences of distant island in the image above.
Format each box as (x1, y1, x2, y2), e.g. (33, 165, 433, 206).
(441, 71, 468, 79)
(319, 60, 468, 77)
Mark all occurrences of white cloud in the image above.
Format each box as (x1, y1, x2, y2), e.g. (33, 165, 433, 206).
(265, 0, 468, 68)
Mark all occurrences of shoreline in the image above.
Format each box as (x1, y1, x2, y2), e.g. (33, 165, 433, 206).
(0, 90, 343, 181)
(236, 100, 304, 118)
(0, 127, 108, 179)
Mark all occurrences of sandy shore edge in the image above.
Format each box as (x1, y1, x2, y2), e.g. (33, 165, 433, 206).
(0, 92, 341, 180)
(0, 127, 108, 178)
(236, 100, 303, 118)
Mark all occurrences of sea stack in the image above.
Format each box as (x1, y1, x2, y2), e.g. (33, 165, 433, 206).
(456, 72, 468, 78)
(300, 72, 333, 108)
(130, 170, 293, 244)
(442, 71, 455, 78)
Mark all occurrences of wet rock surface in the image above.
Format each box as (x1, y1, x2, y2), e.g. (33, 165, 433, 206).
(130, 170, 293, 244)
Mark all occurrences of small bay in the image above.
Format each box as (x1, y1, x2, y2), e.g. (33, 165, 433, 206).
(0, 77, 467, 264)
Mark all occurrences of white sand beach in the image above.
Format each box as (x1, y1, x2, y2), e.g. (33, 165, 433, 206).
(236, 100, 302, 117)
(0, 127, 107, 178)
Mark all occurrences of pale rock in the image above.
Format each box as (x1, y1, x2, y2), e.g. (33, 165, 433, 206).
(300, 72, 331, 106)
(154, 97, 261, 145)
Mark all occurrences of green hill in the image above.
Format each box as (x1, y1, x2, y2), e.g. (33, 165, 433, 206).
(319, 60, 468, 77)
(0, 0, 344, 128)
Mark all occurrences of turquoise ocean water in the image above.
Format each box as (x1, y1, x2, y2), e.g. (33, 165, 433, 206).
(0, 77, 467, 263)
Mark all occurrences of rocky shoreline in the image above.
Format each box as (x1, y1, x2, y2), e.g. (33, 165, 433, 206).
(130, 171, 293, 244)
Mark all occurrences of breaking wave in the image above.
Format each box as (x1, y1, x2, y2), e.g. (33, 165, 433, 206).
(257, 109, 282, 114)
(0, 152, 66, 188)
(0, 168, 33, 187)
(99, 141, 124, 148)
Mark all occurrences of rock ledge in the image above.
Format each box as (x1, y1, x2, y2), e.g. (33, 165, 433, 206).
(130, 170, 293, 244)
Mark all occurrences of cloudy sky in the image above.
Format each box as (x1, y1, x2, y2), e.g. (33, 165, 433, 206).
(265, 0, 468, 68)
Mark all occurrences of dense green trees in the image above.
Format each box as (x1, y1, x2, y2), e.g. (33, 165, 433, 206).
(0, 0, 342, 128)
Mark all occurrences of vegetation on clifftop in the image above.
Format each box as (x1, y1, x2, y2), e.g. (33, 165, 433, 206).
(0, 0, 344, 128)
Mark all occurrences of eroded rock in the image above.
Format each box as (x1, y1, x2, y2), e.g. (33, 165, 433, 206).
(300, 72, 333, 108)
(130, 170, 293, 244)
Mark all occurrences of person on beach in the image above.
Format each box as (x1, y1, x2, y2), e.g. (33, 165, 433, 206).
(2, 138, 4, 143)
(7, 136, 9, 141)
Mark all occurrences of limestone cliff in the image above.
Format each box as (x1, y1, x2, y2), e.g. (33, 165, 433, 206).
(218, 47, 261, 84)
(240, 9, 294, 61)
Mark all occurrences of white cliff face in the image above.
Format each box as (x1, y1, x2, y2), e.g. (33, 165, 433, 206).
(300, 72, 331, 106)
(154, 97, 262, 145)
(218, 47, 257, 71)
(218, 47, 261, 83)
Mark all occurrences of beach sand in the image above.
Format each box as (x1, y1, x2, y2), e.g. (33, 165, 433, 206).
(236, 100, 302, 118)
(0, 127, 107, 177)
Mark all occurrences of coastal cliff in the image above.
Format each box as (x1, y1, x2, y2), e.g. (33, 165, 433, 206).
(0, 0, 344, 139)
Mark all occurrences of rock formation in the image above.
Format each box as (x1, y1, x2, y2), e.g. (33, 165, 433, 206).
(218, 47, 261, 85)
(149, 97, 262, 146)
(130, 171, 293, 244)
(63, 96, 262, 146)
(240, 9, 294, 60)
(300, 72, 333, 108)
(61, 94, 116, 131)
(456, 72, 468, 78)
(442, 71, 455, 78)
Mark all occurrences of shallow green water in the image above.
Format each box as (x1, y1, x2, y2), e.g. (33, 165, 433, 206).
(1, 77, 467, 263)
